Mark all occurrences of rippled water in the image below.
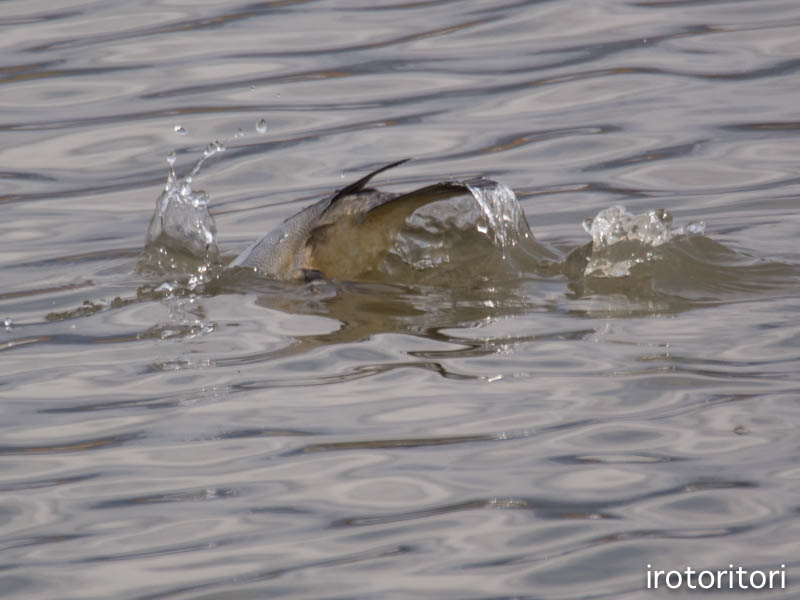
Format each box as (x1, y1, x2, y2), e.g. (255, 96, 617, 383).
(2, 1, 800, 598)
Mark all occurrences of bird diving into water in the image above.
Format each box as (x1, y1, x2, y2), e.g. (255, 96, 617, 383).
(145, 157, 540, 282)
(228, 159, 514, 281)
(136, 149, 724, 297)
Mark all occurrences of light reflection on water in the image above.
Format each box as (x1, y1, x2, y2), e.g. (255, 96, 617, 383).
(2, 1, 800, 598)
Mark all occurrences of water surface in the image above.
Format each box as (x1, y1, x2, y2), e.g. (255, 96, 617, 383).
(2, 1, 800, 598)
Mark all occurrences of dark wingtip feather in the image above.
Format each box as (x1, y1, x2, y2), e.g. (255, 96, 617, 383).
(330, 158, 411, 204)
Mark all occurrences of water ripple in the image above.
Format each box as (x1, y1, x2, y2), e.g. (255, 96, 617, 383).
(3, 0, 800, 598)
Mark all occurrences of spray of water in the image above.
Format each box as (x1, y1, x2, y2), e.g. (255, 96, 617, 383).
(143, 140, 226, 282)
(143, 120, 708, 286)
(466, 178, 532, 249)
(582, 205, 706, 277)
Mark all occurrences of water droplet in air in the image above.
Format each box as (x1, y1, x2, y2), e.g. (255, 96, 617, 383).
(174, 125, 187, 135)
(3, 318, 12, 330)
(256, 119, 268, 134)
(166, 151, 176, 166)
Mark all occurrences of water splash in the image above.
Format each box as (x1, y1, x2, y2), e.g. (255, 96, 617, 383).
(466, 179, 530, 249)
(174, 125, 187, 135)
(582, 205, 706, 277)
(256, 119, 268, 134)
(385, 179, 548, 281)
(141, 141, 226, 279)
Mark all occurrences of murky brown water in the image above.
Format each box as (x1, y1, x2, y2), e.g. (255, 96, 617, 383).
(2, 1, 800, 598)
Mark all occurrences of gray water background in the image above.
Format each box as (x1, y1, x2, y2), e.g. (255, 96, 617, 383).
(2, 1, 800, 598)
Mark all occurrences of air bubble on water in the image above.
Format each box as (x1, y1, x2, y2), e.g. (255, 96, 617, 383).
(174, 125, 187, 135)
(256, 119, 268, 134)
(166, 151, 176, 166)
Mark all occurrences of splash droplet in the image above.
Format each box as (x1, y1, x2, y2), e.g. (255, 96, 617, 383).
(256, 119, 268, 134)
(174, 125, 187, 135)
(234, 128, 244, 139)
(166, 151, 176, 166)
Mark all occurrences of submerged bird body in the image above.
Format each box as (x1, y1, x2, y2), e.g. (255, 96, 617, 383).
(230, 159, 476, 281)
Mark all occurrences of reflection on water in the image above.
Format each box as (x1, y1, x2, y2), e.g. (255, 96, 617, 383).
(2, 1, 800, 599)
